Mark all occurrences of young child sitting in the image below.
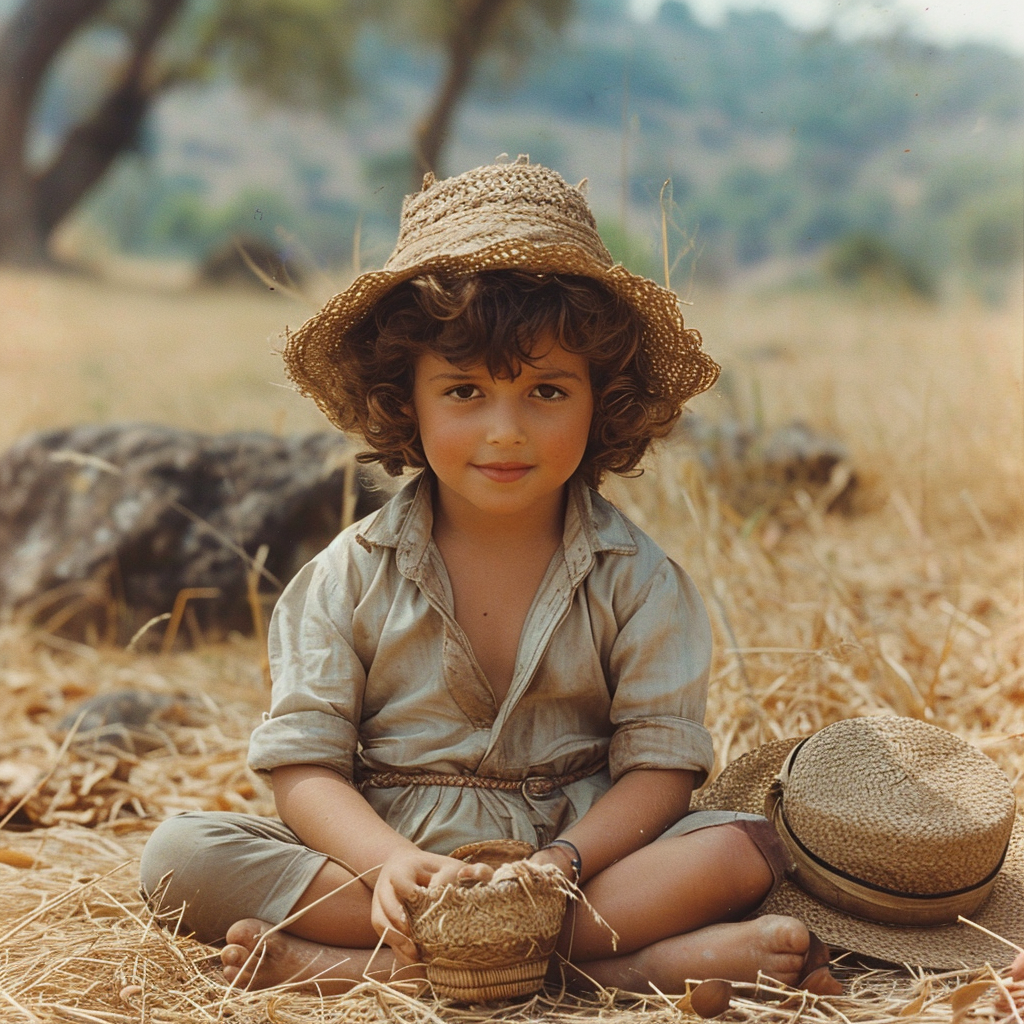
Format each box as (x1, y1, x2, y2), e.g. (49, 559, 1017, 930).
(140, 156, 841, 997)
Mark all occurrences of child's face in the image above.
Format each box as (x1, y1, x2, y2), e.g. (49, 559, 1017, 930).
(411, 334, 593, 524)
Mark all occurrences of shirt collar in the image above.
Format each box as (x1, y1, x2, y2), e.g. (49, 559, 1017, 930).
(356, 470, 638, 584)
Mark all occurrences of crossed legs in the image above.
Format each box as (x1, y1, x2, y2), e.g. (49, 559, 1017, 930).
(215, 823, 839, 995)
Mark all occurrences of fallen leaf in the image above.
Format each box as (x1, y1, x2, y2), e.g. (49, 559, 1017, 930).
(950, 980, 996, 1024)
(0, 848, 37, 868)
(899, 990, 928, 1016)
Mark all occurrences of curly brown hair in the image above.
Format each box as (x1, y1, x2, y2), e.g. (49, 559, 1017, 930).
(331, 270, 687, 488)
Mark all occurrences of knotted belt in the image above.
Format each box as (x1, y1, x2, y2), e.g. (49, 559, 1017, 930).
(357, 760, 606, 799)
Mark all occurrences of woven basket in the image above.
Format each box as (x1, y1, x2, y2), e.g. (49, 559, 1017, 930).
(403, 840, 569, 1002)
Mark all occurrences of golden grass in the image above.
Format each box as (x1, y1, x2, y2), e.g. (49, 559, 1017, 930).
(0, 269, 1022, 1022)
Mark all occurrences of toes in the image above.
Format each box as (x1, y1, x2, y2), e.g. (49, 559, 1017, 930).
(1012, 953, 1024, 982)
(758, 914, 812, 962)
(225, 918, 269, 948)
(221, 944, 246, 968)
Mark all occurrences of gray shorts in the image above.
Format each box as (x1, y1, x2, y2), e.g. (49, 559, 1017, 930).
(139, 809, 784, 945)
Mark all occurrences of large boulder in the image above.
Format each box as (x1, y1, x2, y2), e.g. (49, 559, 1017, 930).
(677, 417, 856, 515)
(198, 234, 306, 291)
(0, 425, 393, 643)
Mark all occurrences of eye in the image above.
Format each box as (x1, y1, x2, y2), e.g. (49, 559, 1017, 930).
(446, 384, 481, 401)
(531, 383, 567, 400)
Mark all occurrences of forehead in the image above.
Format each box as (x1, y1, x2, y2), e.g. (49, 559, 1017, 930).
(416, 336, 589, 379)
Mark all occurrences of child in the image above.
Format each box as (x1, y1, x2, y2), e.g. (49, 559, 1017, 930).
(140, 157, 840, 997)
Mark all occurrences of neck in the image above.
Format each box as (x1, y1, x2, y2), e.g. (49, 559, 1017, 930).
(431, 480, 567, 550)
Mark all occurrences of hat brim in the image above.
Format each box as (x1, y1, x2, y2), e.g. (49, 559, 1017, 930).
(693, 738, 1024, 970)
(282, 240, 720, 431)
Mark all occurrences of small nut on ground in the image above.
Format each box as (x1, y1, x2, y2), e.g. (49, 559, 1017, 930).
(119, 985, 143, 1003)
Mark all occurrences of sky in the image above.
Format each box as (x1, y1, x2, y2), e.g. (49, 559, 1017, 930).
(629, 0, 1024, 54)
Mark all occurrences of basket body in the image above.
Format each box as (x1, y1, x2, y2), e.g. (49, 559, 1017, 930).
(404, 843, 568, 1002)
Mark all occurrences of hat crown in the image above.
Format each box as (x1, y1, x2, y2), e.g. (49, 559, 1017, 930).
(386, 157, 613, 273)
(784, 717, 1015, 895)
(282, 159, 721, 429)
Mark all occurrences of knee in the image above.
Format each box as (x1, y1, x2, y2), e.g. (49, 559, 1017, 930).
(140, 811, 238, 942)
(719, 826, 775, 907)
(140, 811, 204, 899)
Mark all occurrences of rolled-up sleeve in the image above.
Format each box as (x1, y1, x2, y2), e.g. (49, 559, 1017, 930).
(606, 559, 714, 784)
(248, 549, 367, 779)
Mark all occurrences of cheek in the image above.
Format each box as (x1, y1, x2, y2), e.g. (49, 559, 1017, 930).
(416, 409, 464, 465)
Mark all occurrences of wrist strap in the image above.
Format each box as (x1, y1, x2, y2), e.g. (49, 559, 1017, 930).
(542, 838, 582, 883)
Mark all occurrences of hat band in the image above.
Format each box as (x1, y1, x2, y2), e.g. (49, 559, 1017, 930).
(765, 744, 1005, 927)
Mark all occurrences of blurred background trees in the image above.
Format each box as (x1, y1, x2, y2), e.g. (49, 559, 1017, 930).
(0, 0, 363, 264)
(0, 0, 1020, 296)
(0, 0, 569, 265)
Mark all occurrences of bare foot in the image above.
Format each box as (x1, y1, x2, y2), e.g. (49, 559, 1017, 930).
(571, 915, 841, 996)
(220, 918, 422, 994)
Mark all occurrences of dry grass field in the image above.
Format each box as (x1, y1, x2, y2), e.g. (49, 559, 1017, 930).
(0, 265, 1022, 1023)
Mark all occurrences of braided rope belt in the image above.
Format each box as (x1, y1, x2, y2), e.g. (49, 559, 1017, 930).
(357, 761, 606, 798)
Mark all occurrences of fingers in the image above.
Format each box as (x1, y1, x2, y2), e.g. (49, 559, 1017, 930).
(370, 850, 497, 966)
(371, 887, 418, 963)
(455, 861, 493, 884)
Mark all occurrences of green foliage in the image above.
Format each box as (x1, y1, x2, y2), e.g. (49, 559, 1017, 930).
(81, 156, 364, 268)
(968, 206, 1024, 269)
(203, 0, 359, 109)
(825, 232, 936, 298)
(34, 0, 1022, 289)
(596, 219, 660, 281)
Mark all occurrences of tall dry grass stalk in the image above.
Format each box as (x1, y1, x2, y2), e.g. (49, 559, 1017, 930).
(0, 272, 1022, 1021)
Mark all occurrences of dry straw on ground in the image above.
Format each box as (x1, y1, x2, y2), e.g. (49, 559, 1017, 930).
(0, 274, 1022, 1022)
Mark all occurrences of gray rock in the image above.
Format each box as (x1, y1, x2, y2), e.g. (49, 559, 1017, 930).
(0, 424, 392, 641)
(57, 689, 207, 753)
(677, 416, 856, 514)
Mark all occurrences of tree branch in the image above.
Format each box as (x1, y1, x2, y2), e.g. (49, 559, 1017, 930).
(34, 0, 188, 236)
(0, 0, 109, 262)
(413, 0, 516, 178)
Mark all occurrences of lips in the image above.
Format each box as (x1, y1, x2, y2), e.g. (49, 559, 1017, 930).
(474, 463, 533, 483)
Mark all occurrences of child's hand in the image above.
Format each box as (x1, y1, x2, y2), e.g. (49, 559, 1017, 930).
(529, 843, 578, 881)
(372, 848, 494, 965)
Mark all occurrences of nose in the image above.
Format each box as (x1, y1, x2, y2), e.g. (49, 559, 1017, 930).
(485, 398, 527, 446)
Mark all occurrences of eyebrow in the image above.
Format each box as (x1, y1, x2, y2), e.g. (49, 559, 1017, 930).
(427, 368, 585, 383)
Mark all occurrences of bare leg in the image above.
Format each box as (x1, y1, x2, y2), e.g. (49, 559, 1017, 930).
(558, 824, 841, 993)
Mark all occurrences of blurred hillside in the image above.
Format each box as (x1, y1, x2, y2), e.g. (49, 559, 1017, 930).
(21, 0, 1024, 294)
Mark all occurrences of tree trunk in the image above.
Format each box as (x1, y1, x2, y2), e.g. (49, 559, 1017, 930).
(413, 0, 515, 180)
(35, 0, 187, 237)
(0, 0, 107, 264)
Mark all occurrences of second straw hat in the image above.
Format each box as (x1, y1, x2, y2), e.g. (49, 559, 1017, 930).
(694, 716, 1024, 970)
(283, 156, 719, 429)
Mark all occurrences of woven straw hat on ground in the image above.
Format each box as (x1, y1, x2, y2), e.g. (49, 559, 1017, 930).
(403, 839, 570, 1002)
(283, 155, 719, 428)
(694, 716, 1024, 970)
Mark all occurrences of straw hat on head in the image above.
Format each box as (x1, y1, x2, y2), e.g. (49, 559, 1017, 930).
(695, 716, 1024, 970)
(283, 155, 719, 429)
